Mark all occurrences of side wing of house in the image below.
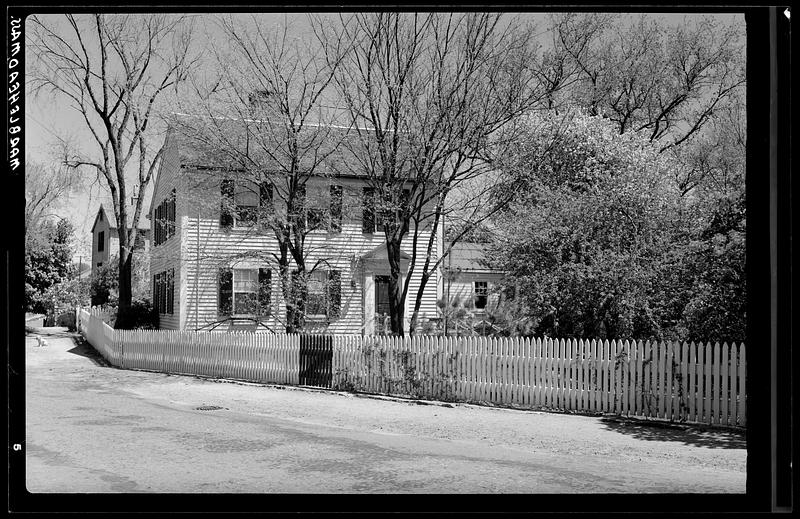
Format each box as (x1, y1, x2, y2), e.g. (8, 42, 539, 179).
(148, 130, 182, 330)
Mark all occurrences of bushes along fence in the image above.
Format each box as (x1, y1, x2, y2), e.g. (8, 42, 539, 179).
(77, 307, 745, 427)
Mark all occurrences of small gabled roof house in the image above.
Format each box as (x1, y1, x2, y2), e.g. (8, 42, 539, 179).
(90, 204, 150, 277)
(148, 114, 443, 335)
(443, 241, 506, 317)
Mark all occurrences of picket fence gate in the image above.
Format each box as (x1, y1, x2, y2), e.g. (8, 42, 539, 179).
(76, 307, 746, 427)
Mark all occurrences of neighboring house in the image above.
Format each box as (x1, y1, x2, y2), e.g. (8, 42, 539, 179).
(148, 115, 443, 334)
(441, 242, 506, 334)
(90, 204, 151, 277)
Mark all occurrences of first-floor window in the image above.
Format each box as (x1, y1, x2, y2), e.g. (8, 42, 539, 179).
(218, 267, 272, 317)
(474, 281, 488, 310)
(306, 270, 327, 316)
(290, 269, 342, 319)
(153, 269, 175, 315)
(233, 269, 259, 315)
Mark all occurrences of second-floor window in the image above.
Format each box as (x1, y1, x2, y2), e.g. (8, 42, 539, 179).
(154, 189, 176, 246)
(221, 179, 273, 230)
(362, 187, 409, 234)
(97, 231, 104, 252)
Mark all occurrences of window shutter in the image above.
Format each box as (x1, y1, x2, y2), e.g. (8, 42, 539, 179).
(260, 182, 273, 208)
(327, 270, 341, 319)
(155, 205, 161, 245)
(220, 179, 234, 228)
(258, 268, 271, 316)
(330, 185, 343, 232)
(218, 268, 233, 316)
(294, 184, 306, 231)
(362, 187, 375, 233)
(259, 182, 273, 231)
(160, 272, 166, 315)
(167, 269, 175, 314)
(155, 272, 162, 314)
(401, 189, 410, 217)
(153, 275, 158, 314)
(169, 189, 176, 238)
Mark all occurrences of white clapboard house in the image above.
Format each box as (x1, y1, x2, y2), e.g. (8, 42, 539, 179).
(147, 115, 444, 334)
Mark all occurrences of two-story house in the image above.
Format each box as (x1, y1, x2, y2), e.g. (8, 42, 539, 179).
(148, 115, 443, 335)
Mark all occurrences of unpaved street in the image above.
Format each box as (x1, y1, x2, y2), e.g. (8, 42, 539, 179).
(24, 328, 746, 493)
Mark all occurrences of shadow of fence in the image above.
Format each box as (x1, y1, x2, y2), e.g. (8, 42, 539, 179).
(599, 416, 746, 449)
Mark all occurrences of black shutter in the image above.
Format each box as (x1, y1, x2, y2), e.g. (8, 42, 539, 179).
(260, 182, 273, 208)
(167, 269, 174, 314)
(218, 268, 233, 316)
(259, 182, 273, 231)
(330, 185, 343, 232)
(169, 189, 176, 238)
(362, 187, 375, 233)
(258, 268, 271, 316)
(153, 275, 158, 313)
(160, 272, 166, 314)
(160, 202, 165, 243)
(220, 179, 234, 228)
(155, 272, 162, 314)
(295, 184, 306, 231)
(327, 270, 341, 319)
(155, 205, 161, 245)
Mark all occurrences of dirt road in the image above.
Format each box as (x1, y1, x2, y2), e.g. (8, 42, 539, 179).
(23, 328, 746, 494)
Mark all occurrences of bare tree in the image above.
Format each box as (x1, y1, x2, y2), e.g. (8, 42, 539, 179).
(174, 14, 348, 332)
(552, 13, 745, 152)
(28, 14, 197, 328)
(314, 13, 554, 335)
(24, 158, 81, 232)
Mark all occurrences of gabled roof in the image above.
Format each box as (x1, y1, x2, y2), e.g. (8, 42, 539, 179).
(90, 205, 151, 234)
(361, 243, 412, 263)
(445, 242, 501, 273)
(165, 112, 418, 181)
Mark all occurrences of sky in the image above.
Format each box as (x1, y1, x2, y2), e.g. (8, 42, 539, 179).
(24, 11, 744, 264)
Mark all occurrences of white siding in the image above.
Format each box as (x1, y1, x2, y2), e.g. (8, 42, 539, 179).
(149, 131, 183, 330)
(445, 271, 506, 311)
(175, 172, 441, 334)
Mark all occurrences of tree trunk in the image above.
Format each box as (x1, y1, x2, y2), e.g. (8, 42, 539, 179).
(114, 251, 133, 329)
(408, 271, 431, 334)
(386, 239, 405, 335)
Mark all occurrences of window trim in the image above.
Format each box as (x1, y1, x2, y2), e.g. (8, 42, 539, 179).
(232, 179, 260, 229)
(153, 269, 175, 315)
(474, 280, 489, 310)
(221, 267, 272, 317)
(154, 189, 176, 246)
(305, 270, 328, 318)
(231, 268, 259, 316)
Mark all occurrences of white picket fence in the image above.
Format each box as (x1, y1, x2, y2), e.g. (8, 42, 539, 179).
(75, 307, 746, 427)
(331, 335, 746, 427)
(77, 307, 299, 385)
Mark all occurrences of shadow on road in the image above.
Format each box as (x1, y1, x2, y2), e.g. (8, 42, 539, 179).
(66, 339, 111, 367)
(600, 417, 746, 449)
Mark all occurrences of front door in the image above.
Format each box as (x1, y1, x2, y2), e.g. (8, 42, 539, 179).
(375, 275, 391, 334)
